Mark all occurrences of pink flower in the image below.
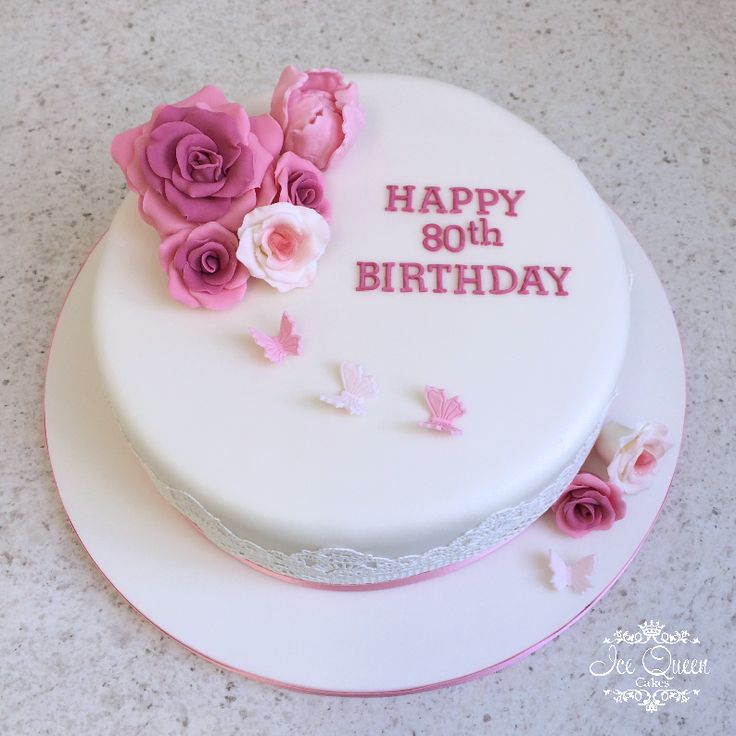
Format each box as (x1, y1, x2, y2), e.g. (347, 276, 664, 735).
(159, 222, 249, 309)
(551, 473, 626, 539)
(257, 151, 331, 219)
(595, 422, 672, 494)
(270, 66, 364, 171)
(111, 86, 283, 235)
(237, 202, 329, 292)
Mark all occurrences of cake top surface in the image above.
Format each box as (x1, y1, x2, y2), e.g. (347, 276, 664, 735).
(94, 73, 629, 558)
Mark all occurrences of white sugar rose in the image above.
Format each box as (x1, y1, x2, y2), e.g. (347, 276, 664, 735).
(595, 421, 672, 494)
(237, 202, 330, 292)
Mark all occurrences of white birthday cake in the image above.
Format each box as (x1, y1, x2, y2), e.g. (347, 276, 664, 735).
(92, 68, 668, 586)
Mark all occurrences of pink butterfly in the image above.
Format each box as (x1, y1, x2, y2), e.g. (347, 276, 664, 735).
(250, 312, 302, 364)
(320, 361, 378, 416)
(418, 386, 466, 436)
(548, 550, 595, 594)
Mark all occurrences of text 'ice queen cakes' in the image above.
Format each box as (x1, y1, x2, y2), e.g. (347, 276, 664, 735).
(93, 68, 630, 585)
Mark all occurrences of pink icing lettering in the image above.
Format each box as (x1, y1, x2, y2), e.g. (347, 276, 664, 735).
(356, 261, 380, 291)
(498, 189, 525, 217)
(454, 264, 485, 295)
(488, 265, 518, 295)
(518, 266, 549, 295)
(443, 224, 466, 253)
(382, 261, 396, 292)
(480, 218, 503, 246)
(400, 262, 428, 292)
(418, 186, 448, 214)
(385, 185, 416, 212)
(468, 220, 479, 245)
(426, 263, 452, 293)
(449, 186, 473, 214)
(422, 223, 443, 252)
(475, 188, 499, 215)
(544, 266, 572, 295)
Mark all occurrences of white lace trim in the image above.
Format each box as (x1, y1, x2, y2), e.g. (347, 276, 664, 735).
(132, 410, 608, 585)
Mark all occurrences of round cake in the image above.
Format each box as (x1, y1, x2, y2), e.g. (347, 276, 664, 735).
(93, 72, 630, 585)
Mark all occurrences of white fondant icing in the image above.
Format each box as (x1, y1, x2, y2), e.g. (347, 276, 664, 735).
(92, 75, 629, 582)
(132, 406, 607, 584)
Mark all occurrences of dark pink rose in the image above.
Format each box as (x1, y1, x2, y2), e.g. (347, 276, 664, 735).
(257, 151, 331, 219)
(270, 66, 364, 171)
(159, 222, 249, 309)
(551, 473, 626, 538)
(112, 86, 283, 235)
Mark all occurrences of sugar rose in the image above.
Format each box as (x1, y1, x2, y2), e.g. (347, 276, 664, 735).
(237, 202, 329, 292)
(270, 66, 364, 171)
(159, 222, 249, 309)
(551, 473, 626, 539)
(257, 151, 331, 219)
(595, 421, 672, 494)
(112, 86, 283, 235)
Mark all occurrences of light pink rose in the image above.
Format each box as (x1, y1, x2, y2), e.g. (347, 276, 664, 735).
(159, 222, 249, 309)
(111, 86, 283, 235)
(551, 473, 626, 539)
(595, 422, 672, 494)
(270, 66, 364, 171)
(236, 202, 329, 292)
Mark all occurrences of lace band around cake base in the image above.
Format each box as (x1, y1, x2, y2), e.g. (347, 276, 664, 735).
(130, 410, 607, 586)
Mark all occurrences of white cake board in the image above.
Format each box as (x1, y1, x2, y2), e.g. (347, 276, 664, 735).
(44, 210, 685, 695)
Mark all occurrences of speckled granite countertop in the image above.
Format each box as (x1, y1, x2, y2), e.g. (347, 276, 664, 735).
(1, 1, 734, 734)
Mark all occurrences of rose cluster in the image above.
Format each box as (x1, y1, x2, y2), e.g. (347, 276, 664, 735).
(111, 67, 363, 309)
(550, 421, 672, 538)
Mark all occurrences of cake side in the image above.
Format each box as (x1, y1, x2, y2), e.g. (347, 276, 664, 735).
(93, 73, 630, 582)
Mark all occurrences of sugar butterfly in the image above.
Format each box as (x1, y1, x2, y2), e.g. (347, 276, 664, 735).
(419, 386, 465, 436)
(320, 361, 378, 416)
(548, 550, 595, 594)
(250, 312, 302, 364)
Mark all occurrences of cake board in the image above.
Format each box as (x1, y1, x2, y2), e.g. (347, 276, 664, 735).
(44, 209, 685, 695)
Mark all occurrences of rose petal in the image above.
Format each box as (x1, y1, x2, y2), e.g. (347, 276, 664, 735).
(171, 166, 226, 198)
(146, 121, 201, 179)
(212, 102, 252, 147)
(608, 484, 627, 520)
(159, 228, 191, 270)
(141, 189, 187, 235)
(136, 134, 165, 195)
(214, 146, 254, 199)
(111, 123, 147, 190)
(325, 84, 365, 169)
(173, 132, 219, 181)
(163, 179, 231, 222)
(178, 85, 230, 109)
(256, 165, 277, 207)
(193, 274, 248, 310)
(286, 108, 342, 170)
(166, 263, 201, 308)
(250, 113, 284, 159)
(270, 65, 307, 129)
(217, 190, 257, 232)
(181, 107, 242, 168)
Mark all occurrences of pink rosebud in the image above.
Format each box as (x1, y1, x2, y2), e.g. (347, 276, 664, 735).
(257, 151, 331, 220)
(270, 66, 364, 171)
(111, 86, 283, 235)
(159, 222, 249, 309)
(551, 473, 626, 538)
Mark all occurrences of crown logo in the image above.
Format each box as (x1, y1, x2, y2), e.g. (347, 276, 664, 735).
(639, 620, 665, 638)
